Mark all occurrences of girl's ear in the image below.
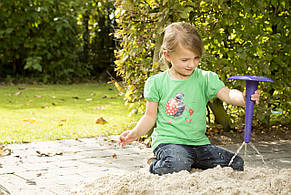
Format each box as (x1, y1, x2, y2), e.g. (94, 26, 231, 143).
(164, 51, 171, 62)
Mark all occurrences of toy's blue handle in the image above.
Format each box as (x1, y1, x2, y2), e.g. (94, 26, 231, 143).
(244, 80, 258, 143)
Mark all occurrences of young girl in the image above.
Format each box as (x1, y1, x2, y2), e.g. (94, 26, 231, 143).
(119, 22, 261, 175)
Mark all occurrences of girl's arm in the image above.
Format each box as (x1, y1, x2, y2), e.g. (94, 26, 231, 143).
(216, 87, 261, 106)
(119, 100, 158, 147)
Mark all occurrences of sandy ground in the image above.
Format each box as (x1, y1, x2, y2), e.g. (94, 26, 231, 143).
(0, 135, 290, 194)
(70, 136, 291, 195)
(72, 166, 291, 195)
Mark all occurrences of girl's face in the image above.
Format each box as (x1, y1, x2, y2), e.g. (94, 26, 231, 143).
(164, 45, 201, 80)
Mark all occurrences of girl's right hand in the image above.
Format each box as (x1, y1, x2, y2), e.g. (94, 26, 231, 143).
(119, 130, 138, 147)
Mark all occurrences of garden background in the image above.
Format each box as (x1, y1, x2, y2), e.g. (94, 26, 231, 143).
(0, 0, 290, 143)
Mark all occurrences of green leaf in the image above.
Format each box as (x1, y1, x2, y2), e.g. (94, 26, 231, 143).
(24, 56, 42, 72)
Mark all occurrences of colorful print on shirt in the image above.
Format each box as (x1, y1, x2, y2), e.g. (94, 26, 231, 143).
(165, 92, 194, 124)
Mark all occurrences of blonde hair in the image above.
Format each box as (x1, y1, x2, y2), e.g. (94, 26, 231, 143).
(160, 22, 203, 68)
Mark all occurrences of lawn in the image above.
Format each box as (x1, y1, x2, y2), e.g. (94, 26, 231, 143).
(0, 83, 139, 144)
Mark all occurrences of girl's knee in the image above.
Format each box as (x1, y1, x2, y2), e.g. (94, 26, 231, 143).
(171, 157, 192, 172)
(150, 157, 192, 175)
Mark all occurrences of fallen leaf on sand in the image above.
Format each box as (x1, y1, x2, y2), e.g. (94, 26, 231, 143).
(36, 151, 52, 157)
(0, 146, 12, 157)
(26, 180, 36, 185)
(112, 153, 117, 159)
(96, 117, 107, 125)
(103, 137, 117, 143)
(36, 151, 63, 157)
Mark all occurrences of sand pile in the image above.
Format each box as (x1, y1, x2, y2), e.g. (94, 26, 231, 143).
(72, 166, 291, 195)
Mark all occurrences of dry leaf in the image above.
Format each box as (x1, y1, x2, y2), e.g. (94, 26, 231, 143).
(0, 146, 12, 157)
(96, 117, 107, 125)
(26, 180, 36, 185)
(112, 153, 117, 159)
(36, 151, 62, 157)
(15, 91, 22, 96)
(104, 137, 117, 143)
(23, 119, 36, 124)
(36, 151, 52, 157)
(58, 119, 66, 126)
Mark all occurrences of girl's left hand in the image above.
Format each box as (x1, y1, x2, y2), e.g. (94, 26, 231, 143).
(243, 89, 261, 105)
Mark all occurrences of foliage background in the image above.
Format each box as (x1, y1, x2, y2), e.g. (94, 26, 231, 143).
(114, 0, 290, 128)
(1, 0, 290, 129)
(0, 0, 116, 83)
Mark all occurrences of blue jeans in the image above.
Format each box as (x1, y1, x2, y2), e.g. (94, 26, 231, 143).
(149, 143, 244, 175)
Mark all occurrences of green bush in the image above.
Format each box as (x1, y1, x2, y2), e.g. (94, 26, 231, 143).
(0, 0, 86, 82)
(0, 0, 116, 83)
(114, 0, 290, 127)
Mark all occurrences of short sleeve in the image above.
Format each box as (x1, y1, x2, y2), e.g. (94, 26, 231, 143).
(205, 71, 225, 101)
(144, 76, 160, 102)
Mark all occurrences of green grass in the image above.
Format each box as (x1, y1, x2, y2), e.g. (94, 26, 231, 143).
(0, 83, 139, 144)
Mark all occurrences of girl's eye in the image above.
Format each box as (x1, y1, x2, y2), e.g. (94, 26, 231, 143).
(182, 59, 188, 62)
(195, 56, 201, 60)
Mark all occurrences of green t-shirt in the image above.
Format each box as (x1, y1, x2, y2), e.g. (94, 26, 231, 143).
(144, 68, 225, 151)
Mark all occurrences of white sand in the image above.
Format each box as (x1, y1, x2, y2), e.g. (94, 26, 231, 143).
(72, 166, 291, 195)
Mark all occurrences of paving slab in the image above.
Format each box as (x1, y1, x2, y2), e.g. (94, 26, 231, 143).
(0, 136, 290, 195)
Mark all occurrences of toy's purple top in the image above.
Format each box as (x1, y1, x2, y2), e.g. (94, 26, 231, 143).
(228, 75, 274, 82)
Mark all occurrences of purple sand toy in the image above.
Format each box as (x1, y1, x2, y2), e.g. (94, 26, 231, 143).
(228, 75, 274, 143)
